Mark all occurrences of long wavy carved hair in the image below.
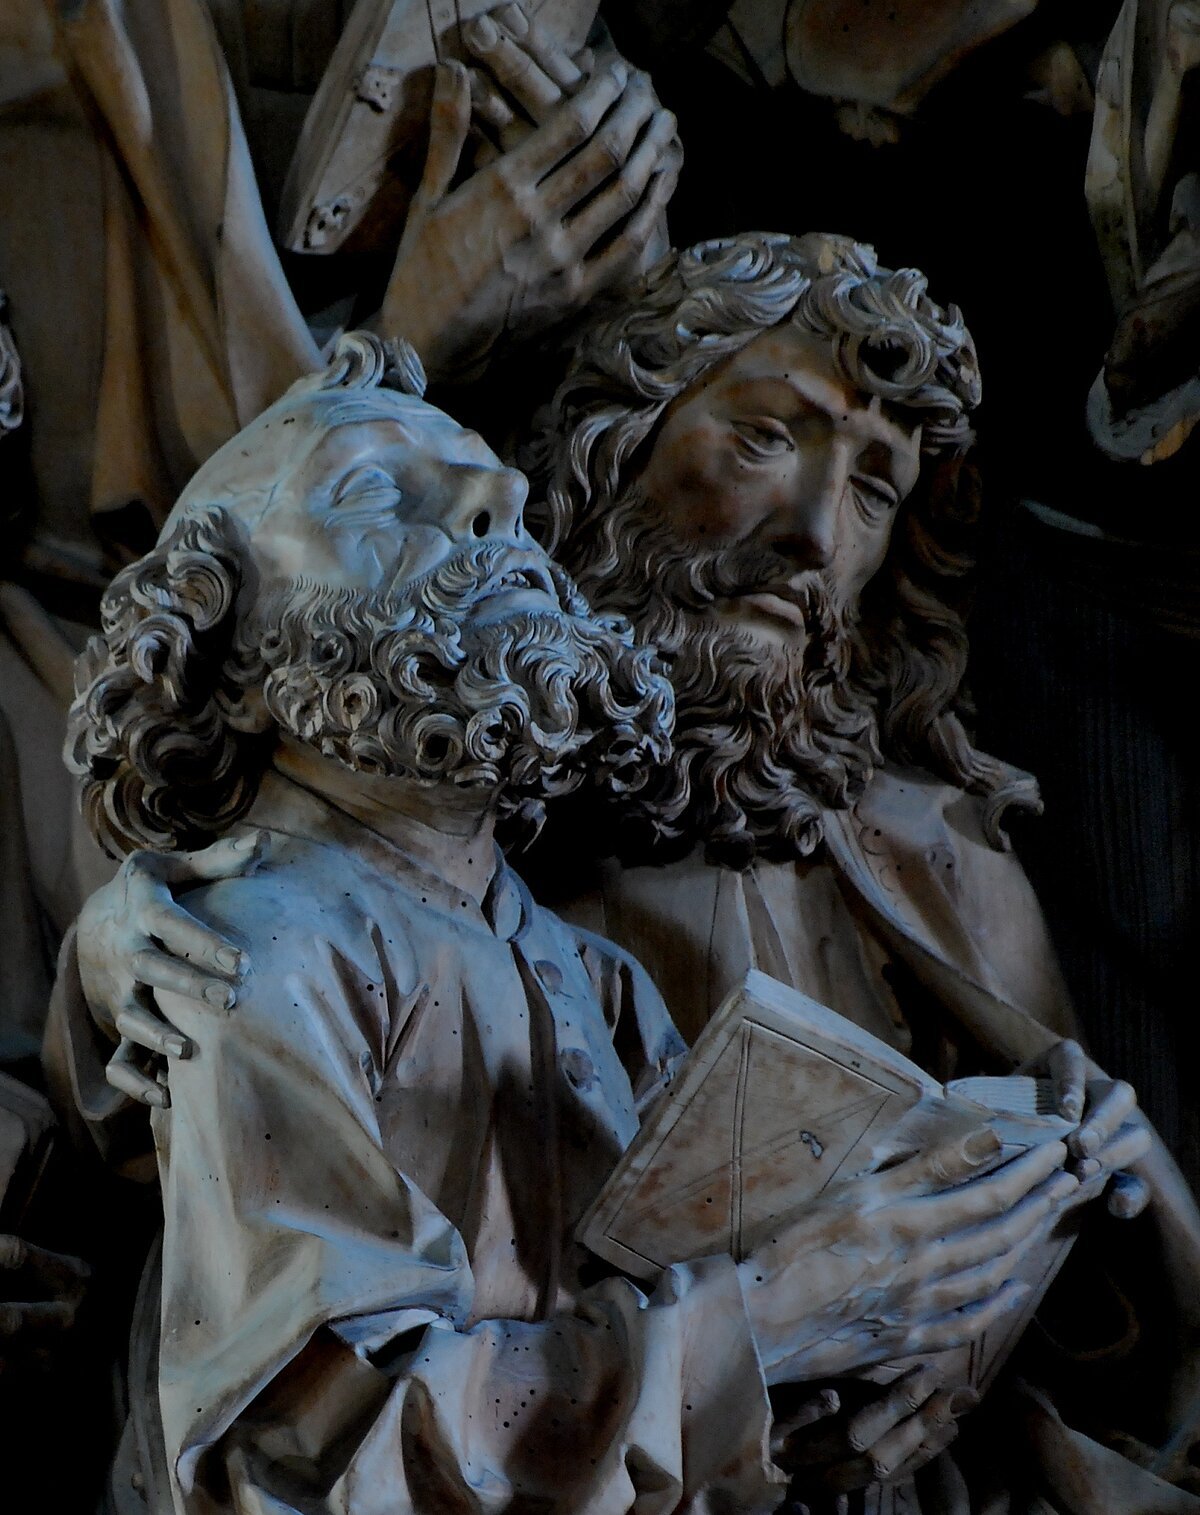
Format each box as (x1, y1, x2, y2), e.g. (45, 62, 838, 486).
(527, 232, 1039, 850)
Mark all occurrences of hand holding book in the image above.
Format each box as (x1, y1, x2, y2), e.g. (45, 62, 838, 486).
(578, 970, 1152, 1398)
(735, 1125, 1076, 1384)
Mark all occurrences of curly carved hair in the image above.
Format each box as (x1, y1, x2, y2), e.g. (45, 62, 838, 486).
(66, 511, 265, 856)
(527, 231, 1039, 849)
(64, 332, 677, 857)
(65, 331, 433, 855)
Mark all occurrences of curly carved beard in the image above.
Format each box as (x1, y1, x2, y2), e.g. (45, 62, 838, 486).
(233, 540, 674, 833)
(561, 487, 882, 867)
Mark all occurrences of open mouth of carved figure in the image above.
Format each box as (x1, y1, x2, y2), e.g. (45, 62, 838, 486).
(472, 561, 561, 619)
(731, 590, 811, 629)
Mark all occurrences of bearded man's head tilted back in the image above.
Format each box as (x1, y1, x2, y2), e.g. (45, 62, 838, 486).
(529, 231, 1038, 868)
(67, 334, 672, 857)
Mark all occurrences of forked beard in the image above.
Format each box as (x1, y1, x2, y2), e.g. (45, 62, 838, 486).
(232, 541, 673, 832)
(561, 487, 883, 867)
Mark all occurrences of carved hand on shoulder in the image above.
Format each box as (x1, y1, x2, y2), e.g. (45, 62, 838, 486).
(77, 835, 263, 1108)
(377, 6, 680, 382)
(739, 1128, 1080, 1384)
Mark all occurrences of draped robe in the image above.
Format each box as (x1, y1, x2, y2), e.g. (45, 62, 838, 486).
(49, 762, 1200, 1513)
(108, 771, 783, 1515)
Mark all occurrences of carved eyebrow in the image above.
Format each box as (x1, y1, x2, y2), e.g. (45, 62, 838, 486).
(721, 377, 820, 417)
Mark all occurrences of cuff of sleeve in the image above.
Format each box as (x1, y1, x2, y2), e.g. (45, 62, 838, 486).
(654, 1253, 786, 1512)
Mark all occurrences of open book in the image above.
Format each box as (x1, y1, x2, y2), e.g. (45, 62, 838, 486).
(278, 0, 600, 254)
(577, 970, 1091, 1393)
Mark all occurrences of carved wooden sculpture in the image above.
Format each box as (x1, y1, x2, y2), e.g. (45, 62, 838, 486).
(60, 239, 1190, 1509)
(0, 0, 678, 579)
(1087, 0, 1200, 462)
(62, 332, 1112, 1515)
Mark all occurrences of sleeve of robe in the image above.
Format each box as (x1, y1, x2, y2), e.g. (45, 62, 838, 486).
(148, 893, 784, 1515)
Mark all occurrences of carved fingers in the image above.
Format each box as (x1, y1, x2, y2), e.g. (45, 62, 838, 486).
(502, 60, 678, 284)
(507, 61, 631, 181)
(781, 1365, 939, 1470)
(914, 1228, 1044, 1318)
(781, 1365, 974, 1491)
(129, 838, 254, 970)
(872, 1126, 1003, 1201)
(1067, 1077, 1153, 1216)
(408, 61, 473, 228)
(1070, 1078, 1138, 1162)
(0, 1236, 86, 1285)
(896, 1277, 1030, 1357)
(114, 1002, 190, 1062)
(882, 1404, 966, 1485)
(863, 1169, 1070, 1358)
(0, 1300, 77, 1340)
(1106, 1169, 1152, 1219)
(769, 1384, 841, 1461)
(1073, 1118, 1153, 1207)
(1029, 1043, 1152, 1215)
(162, 830, 264, 884)
(464, 5, 583, 145)
(380, 23, 678, 377)
(106, 1036, 169, 1109)
(539, 69, 661, 217)
(577, 159, 676, 285)
(919, 1166, 1078, 1279)
(743, 1133, 1079, 1381)
(776, 1366, 978, 1493)
(77, 835, 258, 1106)
(1047, 1037, 1088, 1122)
(857, 1386, 971, 1485)
(0, 1238, 89, 1342)
(778, 1142, 1075, 1376)
(894, 1140, 1071, 1236)
(557, 105, 679, 271)
(491, 4, 588, 94)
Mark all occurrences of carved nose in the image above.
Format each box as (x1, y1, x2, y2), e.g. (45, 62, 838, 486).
(764, 493, 838, 571)
(765, 456, 843, 570)
(446, 464, 530, 544)
(768, 516, 836, 571)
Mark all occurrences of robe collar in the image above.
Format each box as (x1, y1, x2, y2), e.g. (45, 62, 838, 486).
(247, 768, 531, 943)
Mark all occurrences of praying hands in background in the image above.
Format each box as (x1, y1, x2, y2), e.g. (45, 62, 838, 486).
(378, 3, 681, 382)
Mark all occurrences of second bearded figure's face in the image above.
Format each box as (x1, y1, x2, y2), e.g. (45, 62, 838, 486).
(556, 320, 932, 862)
(637, 324, 921, 650)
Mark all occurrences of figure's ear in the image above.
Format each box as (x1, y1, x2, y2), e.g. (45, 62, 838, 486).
(222, 686, 272, 734)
